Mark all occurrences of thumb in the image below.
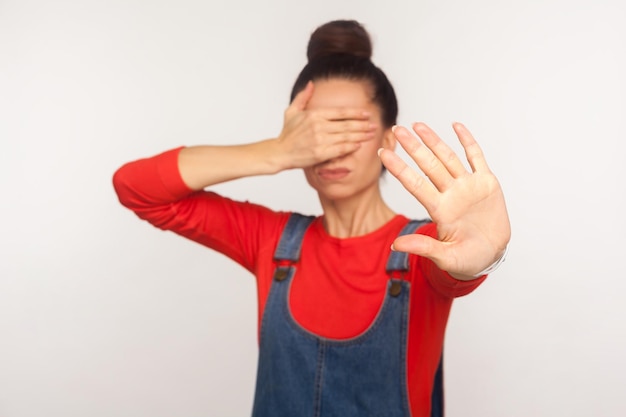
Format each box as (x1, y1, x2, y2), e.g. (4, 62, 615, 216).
(392, 233, 438, 257)
(288, 81, 314, 113)
(392, 235, 466, 276)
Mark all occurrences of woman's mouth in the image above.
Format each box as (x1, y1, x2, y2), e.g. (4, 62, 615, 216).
(317, 168, 350, 180)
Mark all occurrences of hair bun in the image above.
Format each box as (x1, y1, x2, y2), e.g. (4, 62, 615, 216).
(307, 20, 372, 62)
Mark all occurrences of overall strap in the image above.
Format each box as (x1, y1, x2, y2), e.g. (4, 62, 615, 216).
(273, 213, 316, 262)
(385, 219, 431, 273)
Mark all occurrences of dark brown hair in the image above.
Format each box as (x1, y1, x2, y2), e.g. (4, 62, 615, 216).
(290, 20, 398, 128)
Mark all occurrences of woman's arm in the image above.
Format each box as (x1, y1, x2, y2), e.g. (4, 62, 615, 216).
(113, 146, 288, 271)
(177, 140, 283, 190)
(112, 81, 376, 267)
(178, 81, 376, 190)
(114, 81, 374, 215)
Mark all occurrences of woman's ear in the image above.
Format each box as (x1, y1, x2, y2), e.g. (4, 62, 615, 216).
(382, 126, 397, 151)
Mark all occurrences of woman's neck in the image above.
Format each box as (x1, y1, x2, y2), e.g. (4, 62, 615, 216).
(319, 187, 396, 238)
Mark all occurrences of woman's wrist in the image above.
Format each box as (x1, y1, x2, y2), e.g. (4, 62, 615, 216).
(473, 245, 508, 278)
(262, 137, 292, 173)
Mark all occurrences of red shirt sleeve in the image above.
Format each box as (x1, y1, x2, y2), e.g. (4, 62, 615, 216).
(112, 147, 289, 273)
(414, 222, 486, 298)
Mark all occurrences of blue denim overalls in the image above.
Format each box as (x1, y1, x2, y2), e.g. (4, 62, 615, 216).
(252, 213, 444, 417)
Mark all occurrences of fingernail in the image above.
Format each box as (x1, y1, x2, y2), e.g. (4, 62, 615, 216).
(391, 125, 397, 132)
(377, 148, 384, 157)
(390, 243, 396, 251)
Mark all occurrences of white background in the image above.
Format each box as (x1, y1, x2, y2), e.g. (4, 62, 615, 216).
(1, 0, 625, 416)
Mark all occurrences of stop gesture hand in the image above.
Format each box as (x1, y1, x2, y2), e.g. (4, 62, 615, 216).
(379, 122, 511, 280)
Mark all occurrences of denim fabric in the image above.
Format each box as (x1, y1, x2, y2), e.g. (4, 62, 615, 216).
(431, 356, 444, 417)
(251, 214, 442, 417)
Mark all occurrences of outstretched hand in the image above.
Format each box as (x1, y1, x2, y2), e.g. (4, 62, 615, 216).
(379, 122, 511, 280)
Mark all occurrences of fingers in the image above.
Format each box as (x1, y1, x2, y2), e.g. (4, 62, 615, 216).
(291, 94, 375, 141)
(323, 141, 363, 161)
(283, 90, 379, 165)
(311, 109, 377, 148)
(391, 234, 454, 273)
(412, 123, 467, 178)
(287, 81, 315, 115)
(451, 122, 490, 173)
(394, 125, 451, 189)
(392, 233, 436, 257)
(379, 121, 486, 215)
(378, 144, 440, 214)
(318, 129, 373, 162)
(391, 125, 455, 193)
(324, 119, 376, 135)
(388, 122, 489, 192)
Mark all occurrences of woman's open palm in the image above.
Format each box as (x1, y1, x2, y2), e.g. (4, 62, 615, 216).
(379, 122, 511, 279)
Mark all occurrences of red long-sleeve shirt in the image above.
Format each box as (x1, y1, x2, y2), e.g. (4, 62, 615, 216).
(112, 147, 486, 417)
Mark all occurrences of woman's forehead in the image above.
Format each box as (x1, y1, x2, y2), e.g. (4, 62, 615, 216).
(306, 78, 376, 110)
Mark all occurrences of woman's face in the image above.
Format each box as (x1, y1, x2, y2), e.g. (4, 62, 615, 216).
(303, 78, 395, 203)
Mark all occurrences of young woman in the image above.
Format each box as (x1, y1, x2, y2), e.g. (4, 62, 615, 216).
(113, 20, 510, 417)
